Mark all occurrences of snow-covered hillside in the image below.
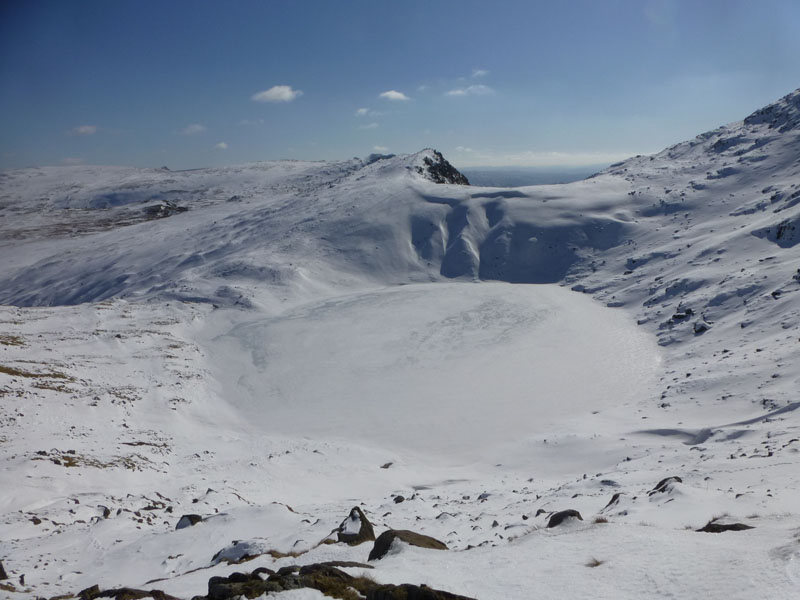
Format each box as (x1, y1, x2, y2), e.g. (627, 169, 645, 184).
(1, 91, 799, 599)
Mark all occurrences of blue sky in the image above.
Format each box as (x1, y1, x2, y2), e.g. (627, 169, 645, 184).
(1, 0, 799, 170)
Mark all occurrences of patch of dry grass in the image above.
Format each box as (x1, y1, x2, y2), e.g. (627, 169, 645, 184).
(0, 335, 25, 346)
(0, 364, 73, 380)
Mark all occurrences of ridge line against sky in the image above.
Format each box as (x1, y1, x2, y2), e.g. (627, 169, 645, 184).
(1, 0, 799, 171)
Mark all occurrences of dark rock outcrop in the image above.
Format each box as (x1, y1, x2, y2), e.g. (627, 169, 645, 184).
(696, 521, 755, 533)
(367, 583, 476, 600)
(417, 150, 470, 185)
(337, 506, 376, 545)
(368, 529, 448, 561)
(546, 509, 583, 528)
(77, 584, 180, 600)
(0, 560, 6, 580)
(176, 514, 203, 530)
(649, 476, 682, 496)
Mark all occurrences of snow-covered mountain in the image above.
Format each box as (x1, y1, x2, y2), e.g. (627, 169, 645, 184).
(1, 90, 799, 599)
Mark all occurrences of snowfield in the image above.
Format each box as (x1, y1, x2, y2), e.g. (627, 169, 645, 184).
(0, 91, 799, 599)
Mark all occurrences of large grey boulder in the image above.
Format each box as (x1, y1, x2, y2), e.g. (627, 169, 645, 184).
(368, 529, 448, 561)
(337, 506, 375, 546)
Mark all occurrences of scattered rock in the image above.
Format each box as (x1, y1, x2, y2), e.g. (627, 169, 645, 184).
(368, 529, 448, 561)
(176, 514, 203, 530)
(393, 495, 405, 504)
(0, 560, 6, 580)
(649, 476, 682, 496)
(337, 506, 376, 546)
(693, 321, 710, 335)
(547, 509, 583, 528)
(143, 201, 188, 220)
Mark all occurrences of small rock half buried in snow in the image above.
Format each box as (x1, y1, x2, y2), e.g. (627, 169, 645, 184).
(547, 509, 584, 528)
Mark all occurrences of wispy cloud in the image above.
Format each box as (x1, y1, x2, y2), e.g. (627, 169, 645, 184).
(70, 125, 97, 136)
(643, 0, 676, 27)
(181, 123, 206, 135)
(252, 85, 303, 103)
(239, 118, 264, 126)
(358, 122, 379, 130)
(446, 84, 494, 97)
(215, 142, 228, 150)
(379, 90, 410, 101)
(355, 107, 383, 117)
(450, 148, 641, 167)
(61, 157, 85, 165)
(373, 145, 389, 152)
(471, 69, 489, 78)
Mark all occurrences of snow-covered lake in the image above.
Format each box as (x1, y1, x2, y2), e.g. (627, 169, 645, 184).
(210, 282, 662, 464)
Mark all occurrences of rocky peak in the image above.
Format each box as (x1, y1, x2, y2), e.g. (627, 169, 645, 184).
(415, 149, 470, 185)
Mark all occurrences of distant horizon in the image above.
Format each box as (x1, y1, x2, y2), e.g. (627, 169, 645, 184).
(2, 0, 799, 170)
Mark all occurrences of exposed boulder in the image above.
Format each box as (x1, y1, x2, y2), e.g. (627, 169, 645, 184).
(368, 529, 448, 561)
(77, 584, 180, 600)
(176, 514, 203, 530)
(546, 509, 583, 528)
(337, 506, 376, 546)
(207, 572, 280, 600)
(0, 560, 6, 580)
(367, 583, 476, 600)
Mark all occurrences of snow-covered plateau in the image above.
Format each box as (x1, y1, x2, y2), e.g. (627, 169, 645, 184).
(1, 90, 800, 599)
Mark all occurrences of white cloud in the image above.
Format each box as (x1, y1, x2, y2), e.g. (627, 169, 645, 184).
(239, 118, 264, 126)
(455, 146, 475, 153)
(446, 84, 494, 97)
(61, 157, 85, 165)
(379, 90, 410, 101)
(181, 123, 206, 135)
(358, 122, 379, 130)
(215, 142, 228, 150)
(472, 69, 489, 78)
(373, 145, 389, 152)
(355, 107, 369, 116)
(71, 125, 97, 136)
(252, 85, 303, 103)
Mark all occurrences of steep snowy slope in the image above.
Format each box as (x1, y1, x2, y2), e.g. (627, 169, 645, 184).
(1, 90, 800, 599)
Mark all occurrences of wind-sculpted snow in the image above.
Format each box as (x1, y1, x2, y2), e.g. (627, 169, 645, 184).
(2, 93, 800, 598)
